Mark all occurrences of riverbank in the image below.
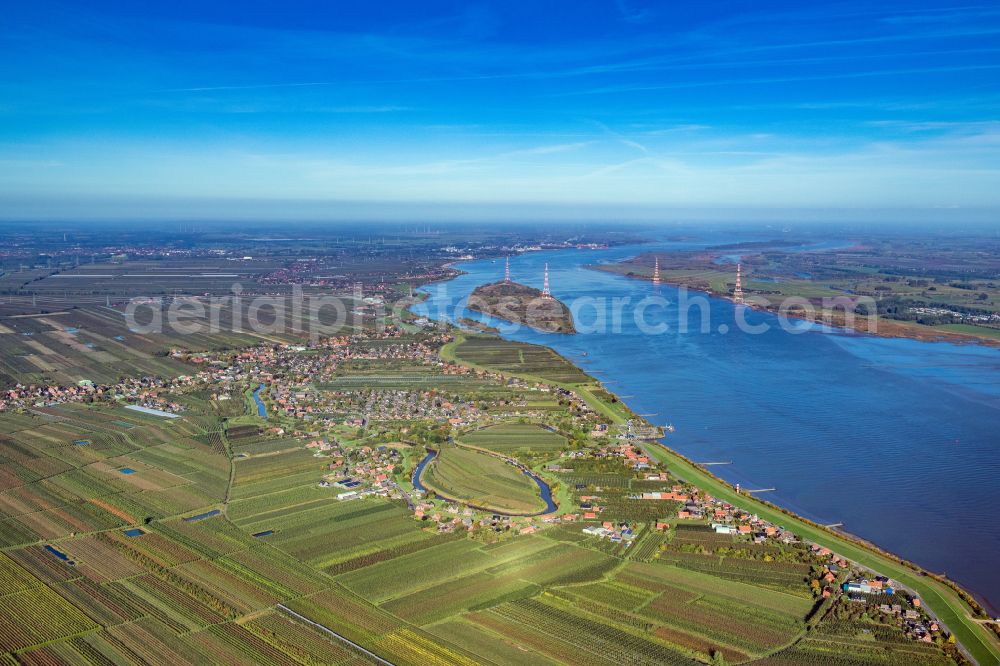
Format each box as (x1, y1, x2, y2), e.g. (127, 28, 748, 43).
(436, 327, 1000, 664)
(590, 262, 1000, 348)
(642, 441, 1000, 665)
(418, 246, 1000, 660)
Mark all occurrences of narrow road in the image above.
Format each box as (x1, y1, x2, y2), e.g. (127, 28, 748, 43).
(393, 480, 415, 510)
(221, 427, 236, 511)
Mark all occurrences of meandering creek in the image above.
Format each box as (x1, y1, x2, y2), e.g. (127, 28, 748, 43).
(411, 449, 558, 516)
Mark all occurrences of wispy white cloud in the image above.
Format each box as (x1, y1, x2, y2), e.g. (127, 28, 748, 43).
(504, 142, 594, 156)
(4, 1, 1000, 216)
(587, 120, 651, 154)
(163, 82, 339, 93)
(881, 6, 1000, 25)
(308, 105, 411, 114)
(864, 120, 1000, 132)
(572, 63, 1000, 96)
(4, 125, 1000, 212)
(642, 124, 711, 136)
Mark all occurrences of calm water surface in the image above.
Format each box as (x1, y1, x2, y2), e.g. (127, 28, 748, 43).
(415, 241, 1000, 613)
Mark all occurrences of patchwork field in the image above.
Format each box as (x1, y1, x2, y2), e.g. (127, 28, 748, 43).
(0, 328, 980, 665)
(0, 302, 336, 388)
(755, 619, 954, 665)
(447, 334, 590, 384)
(460, 423, 566, 453)
(420, 446, 547, 514)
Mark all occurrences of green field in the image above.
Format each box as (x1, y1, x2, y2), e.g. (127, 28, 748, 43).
(935, 322, 1000, 340)
(637, 444, 1000, 665)
(460, 423, 566, 453)
(443, 333, 997, 664)
(0, 310, 989, 665)
(420, 446, 547, 514)
(445, 334, 591, 384)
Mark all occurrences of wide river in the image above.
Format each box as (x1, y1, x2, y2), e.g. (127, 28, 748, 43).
(414, 239, 1000, 614)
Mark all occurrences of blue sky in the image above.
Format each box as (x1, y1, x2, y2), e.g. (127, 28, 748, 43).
(2, 1, 999, 221)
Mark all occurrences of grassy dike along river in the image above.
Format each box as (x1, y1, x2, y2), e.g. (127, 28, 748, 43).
(417, 244, 1000, 665)
(438, 329, 1000, 665)
(417, 244, 1000, 614)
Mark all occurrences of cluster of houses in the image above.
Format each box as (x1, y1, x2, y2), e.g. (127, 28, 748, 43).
(318, 444, 401, 501)
(276, 382, 595, 433)
(0, 330, 304, 412)
(877, 600, 946, 643)
(411, 501, 543, 536)
(572, 442, 658, 471)
(582, 521, 636, 544)
(256, 260, 333, 287)
(0, 328, 469, 423)
(232, 333, 593, 432)
(414, 502, 480, 533)
(561, 442, 808, 551)
(552, 386, 599, 420)
(908, 306, 1000, 324)
(844, 576, 895, 598)
(619, 418, 665, 441)
(1, 372, 190, 413)
(285, 387, 487, 424)
(554, 430, 959, 652)
(810, 543, 852, 570)
(841, 572, 950, 644)
(126, 393, 185, 415)
(1, 381, 102, 410)
(807, 545, 954, 646)
(702, 499, 800, 545)
(256, 258, 457, 292)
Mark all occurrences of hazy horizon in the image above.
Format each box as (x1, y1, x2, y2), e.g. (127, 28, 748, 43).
(1, 198, 998, 227)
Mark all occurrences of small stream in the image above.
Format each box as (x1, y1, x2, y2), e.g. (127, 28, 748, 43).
(252, 384, 267, 418)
